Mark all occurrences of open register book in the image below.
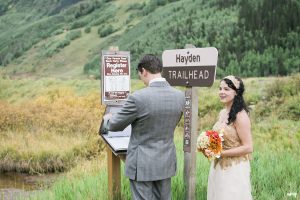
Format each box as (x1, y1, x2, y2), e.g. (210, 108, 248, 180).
(99, 106, 131, 155)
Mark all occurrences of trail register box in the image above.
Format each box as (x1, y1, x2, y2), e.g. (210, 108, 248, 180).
(99, 50, 131, 155)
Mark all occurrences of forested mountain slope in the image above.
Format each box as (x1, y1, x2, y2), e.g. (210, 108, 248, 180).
(0, 0, 299, 79)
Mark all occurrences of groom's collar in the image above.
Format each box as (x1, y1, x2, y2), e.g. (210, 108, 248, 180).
(149, 79, 169, 87)
(149, 78, 166, 85)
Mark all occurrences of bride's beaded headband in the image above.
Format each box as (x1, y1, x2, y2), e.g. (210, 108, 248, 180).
(223, 75, 240, 89)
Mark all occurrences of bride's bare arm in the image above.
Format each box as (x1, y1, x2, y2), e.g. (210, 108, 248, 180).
(221, 110, 253, 157)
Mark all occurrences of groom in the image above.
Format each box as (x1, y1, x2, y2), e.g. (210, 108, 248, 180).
(102, 54, 185, 200)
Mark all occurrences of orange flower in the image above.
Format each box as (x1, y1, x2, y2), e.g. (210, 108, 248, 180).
(197, 130, 223, 160)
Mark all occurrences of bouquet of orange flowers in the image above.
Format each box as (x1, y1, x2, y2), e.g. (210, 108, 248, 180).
(197, 130, 224, 160)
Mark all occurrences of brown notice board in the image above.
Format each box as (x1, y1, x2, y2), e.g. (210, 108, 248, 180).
(101, 51, 130, 105)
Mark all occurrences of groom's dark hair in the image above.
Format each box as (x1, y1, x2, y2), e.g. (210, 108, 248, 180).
(137, 54, 162, 74)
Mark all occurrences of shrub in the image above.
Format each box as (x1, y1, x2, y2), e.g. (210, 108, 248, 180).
(70, 21, 88, 30)
(98, 25, 114, 37)
(0, 89, 105, 134)
(2, 53, 14, 66)
(84, 26, 91, 33)
(51, 29, 64, 36)
(91, 13, 112, 26)
(278, 96, 300, 121)
(83, 56, 100, 78)
(0, 101, 33, 132)
(84, 63, 92, 74)
(253, 100, 273, 119)
(66, 30, 82, 41)
(126, 3, 145, 11)
(265, 74, 300, 99)
(253, 74, 300, 120)
(45, 47, 59, 57)
(57, 39, 70, 49)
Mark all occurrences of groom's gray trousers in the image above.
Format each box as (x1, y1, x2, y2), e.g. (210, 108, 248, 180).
(129, 178, 171, 200)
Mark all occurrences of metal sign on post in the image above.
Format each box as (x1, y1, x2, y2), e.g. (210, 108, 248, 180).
(101, 50, 130, 105)
(162, 47, 218, 87)
(183, 89, 192, 152)
(162, 46, 218, 200)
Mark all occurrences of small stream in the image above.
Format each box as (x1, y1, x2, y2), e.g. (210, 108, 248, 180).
(0, 173, 60, 200)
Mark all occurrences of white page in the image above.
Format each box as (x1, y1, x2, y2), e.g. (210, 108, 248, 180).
(103, 135, 130, 151)
(105, 76, 130, 92)
(108, 125, 131, 137)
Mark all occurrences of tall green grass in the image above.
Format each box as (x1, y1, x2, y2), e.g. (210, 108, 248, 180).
(30, 129, 300, 200)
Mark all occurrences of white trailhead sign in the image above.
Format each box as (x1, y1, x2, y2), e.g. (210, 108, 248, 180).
(162, 47, 218, 87)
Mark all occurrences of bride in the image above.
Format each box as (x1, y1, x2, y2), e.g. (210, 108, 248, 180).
(206, 75, 253, 200)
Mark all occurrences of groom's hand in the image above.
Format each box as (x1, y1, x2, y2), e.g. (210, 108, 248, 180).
(103, 112, 113, 119)
(101, 113, 113, 134)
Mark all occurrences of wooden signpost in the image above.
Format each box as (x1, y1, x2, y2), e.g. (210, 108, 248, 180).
(100, 46, 130, 200)
(107, 147, 121, 200)
(162, 45, 218, 200)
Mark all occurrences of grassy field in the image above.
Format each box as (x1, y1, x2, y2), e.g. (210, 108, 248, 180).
(31, 129, 300, 200)
(0, 77, 144, 174)
(0, 75, 299, 199)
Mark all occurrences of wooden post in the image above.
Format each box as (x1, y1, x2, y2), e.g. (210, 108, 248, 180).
(184, 87, 198, 200)
(109, 46, 119, 52)
(184, 44, 198, 200)
(105, 46, 122, 200)
(107, 145, 121, 200)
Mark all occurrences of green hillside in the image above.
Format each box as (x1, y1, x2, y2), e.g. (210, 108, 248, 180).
(0, 0, 299, 79)
(0, 0, 145, 78)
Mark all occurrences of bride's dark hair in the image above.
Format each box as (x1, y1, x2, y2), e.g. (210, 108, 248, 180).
(223, 76, 249, 125)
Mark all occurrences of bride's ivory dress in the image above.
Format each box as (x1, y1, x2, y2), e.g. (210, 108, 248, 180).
(207, 110, 252, 200)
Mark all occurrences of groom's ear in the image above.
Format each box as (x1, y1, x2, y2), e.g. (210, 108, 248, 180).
(141, 68, 148, 76)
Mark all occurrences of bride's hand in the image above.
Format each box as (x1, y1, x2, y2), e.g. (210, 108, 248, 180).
(204, 149, 212, 158)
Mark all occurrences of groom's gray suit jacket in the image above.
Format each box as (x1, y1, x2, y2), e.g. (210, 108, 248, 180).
(106, 81, 185, 181)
